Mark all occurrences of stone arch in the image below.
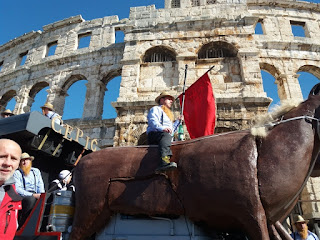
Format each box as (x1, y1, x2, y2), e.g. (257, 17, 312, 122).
(61, 74, 88, 119)
(196, 41, 241, 83)
(296, 65, 320, 99)
(259, 62, 282, 104)
(0, 90, 16, 111)
(102, 69, 122, 119)
(27, 81, 50, 113)
(198, 41, 238, 59)
(143, 46, 176, 63)
(140, 46, 179, 90)
(62, 74, 88, 91)
(297, 65, 320, 79)
(29, 82, 50, 99)
(102, 69, 122, 85)
(259, 62, 281, 77)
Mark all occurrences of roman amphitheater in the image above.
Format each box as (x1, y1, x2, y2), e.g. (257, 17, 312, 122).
(1, 0, 320, 234)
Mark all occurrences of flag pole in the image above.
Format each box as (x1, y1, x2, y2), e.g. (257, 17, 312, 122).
(177, 65, 213, 141)
(177, 65, 188, 141)
(205, 65, 215, 74)
(180, 64, 188, 117)
(177, 65, 215, 140)
(180, 65, 214, 115)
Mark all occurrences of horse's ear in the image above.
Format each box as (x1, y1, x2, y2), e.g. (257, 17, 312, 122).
(309, 83, 320, 96)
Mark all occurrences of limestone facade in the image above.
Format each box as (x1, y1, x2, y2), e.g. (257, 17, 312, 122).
(1, 0, 320, 229)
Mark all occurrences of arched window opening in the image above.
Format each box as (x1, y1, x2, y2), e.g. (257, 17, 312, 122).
(198, 42, 237, 59)
(78, 32, 91, 49)
(103, 76, 121, 119)
(5, 98, 16, 111)
(171, 0, 180, 8)
(46, 41, 58, 57)
(290, 20, 307, 38)
(63, 80, 87, 120)
(206, 0, 216, 4)
(297, 72, 320, 99)
(115, 29, 125, 43)
(18, 51, 28, 66)
(0, 90, 16, 111)
(261, 70, 279, 109)
(255, 19, 264, 35)
(191, 0, 200, 6)
(143, 46, 176, 63)
(30, 86, 50, 112)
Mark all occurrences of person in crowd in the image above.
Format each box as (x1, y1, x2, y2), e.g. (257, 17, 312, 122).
(147, 91, 182, 172)
(0, 139, 22, 239)
(1, 109, 14, 118)
(13, 152, 45, 225)
(40, 102, 61, 125)
(291, 215, 319, 240)
(49, 170, 75, 192)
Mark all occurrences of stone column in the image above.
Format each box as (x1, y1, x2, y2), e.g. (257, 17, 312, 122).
(308, 20, 320, 39)
(49, 86, 68, 117)
(176, 58, 196, 89)
(301, 178, 320, 223)
(14, 85, 32, 114)
(117, 63, 140, 102)
(278, 17, 294, 40)
(263, 17, 281, 40)
(101, 16, 119, 45)
(238, 51, 265, 97)
(164, 0, 171, 8)
(82, 79, 105, 120)
(112, 101, 151, 147)
(199, 0, 206, 6)
(276, 73, 303, 102)
(181, 0, 191, 7)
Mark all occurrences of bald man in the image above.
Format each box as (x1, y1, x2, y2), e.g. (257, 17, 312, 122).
(0, 139, 22, 239)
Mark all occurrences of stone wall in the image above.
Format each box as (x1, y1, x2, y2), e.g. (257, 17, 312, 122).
(0, 15, 124, 147)
(1, 0, 320, 228)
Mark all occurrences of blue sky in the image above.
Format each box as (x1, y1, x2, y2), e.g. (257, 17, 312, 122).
(1, 0, 320, 118)
(0, 0, 164, 46)
(0, 0, 164, 119)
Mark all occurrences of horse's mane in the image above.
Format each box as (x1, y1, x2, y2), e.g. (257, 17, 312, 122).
(251, 99, 303, 137)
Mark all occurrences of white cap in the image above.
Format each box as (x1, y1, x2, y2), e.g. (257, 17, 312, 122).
(58, 170, 71, 180)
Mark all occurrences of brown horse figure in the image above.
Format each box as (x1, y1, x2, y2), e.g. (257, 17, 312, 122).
(70, 84, 320, 240)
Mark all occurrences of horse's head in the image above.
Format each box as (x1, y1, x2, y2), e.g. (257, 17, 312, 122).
(308, 82, 320, 133)
(309, 82, 320, 96)
(250, 84, 320, 137)
(307, 83, 320, 177)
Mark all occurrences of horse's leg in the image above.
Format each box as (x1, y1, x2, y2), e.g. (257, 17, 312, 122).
(268, 223, 282, 240)
(242, 201, 270, 240)
(244, 217, 270, 240)
(70, 200, 111, 240)
(274, 221, 292, 240)
(88, 204, 113, 237)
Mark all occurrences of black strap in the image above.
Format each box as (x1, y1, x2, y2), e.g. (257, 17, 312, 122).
(161, 111, 163, 125)
(19, 169, 36, 191)
(19, 169, 26, 190)
(48, 112, 56, 119)
(294, 231, 318, 240)
(313, 232, 317, 240)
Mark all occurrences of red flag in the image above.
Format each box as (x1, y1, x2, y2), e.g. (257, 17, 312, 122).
(178, 73, 216, 139)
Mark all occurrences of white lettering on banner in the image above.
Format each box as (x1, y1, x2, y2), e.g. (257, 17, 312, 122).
(51, 118, 98, 151)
